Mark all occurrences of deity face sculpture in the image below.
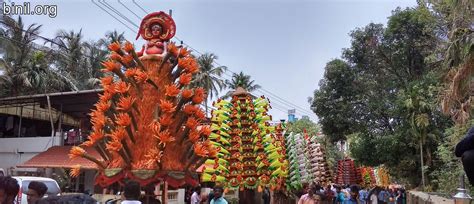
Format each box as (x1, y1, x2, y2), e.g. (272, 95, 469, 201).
(136, 12, 175, 41)
(151, 24, 163, 37)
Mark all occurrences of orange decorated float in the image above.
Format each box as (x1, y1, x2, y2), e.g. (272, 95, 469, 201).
(69, 11, 215, 189)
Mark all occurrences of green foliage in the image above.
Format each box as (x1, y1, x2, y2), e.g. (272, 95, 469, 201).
(223, 71, 261, 99)
(286, 117, 320, 136)
(311, 6, 454, 188)
(0, 16, 125, 97)
(310, 59, 359, 142)
(192, 53, 227, 99)
(430, 120, 474, 195)
(191, 53, 227, 115)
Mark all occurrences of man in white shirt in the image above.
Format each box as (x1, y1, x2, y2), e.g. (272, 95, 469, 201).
(122, 181, 142, 204)
(191, 186, 201, 204)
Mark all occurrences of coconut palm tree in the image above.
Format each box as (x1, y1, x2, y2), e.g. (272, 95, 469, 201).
(52, 29, 103, 90)
(82, 40, 108, 89)
(438, 0, 474, 124)
(0, 16, 63, 96)
(0, 15, 41, 68)
(98, 30, 126, 49)
(222, 71, 261, 99)
(191, 53, 227, 115)
(52, 30, 113, 90)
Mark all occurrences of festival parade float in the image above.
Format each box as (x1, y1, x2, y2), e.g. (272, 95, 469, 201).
(375, 166, 390, 187)
(335, 158, 359, 185)
(68, 11, 215, 198)
(305, 132, 332, 185)
(286, 132, 305, 192)
(359, 166, 376, 187)
(286, 131, 332, 195)
(201, 88, 288, 204)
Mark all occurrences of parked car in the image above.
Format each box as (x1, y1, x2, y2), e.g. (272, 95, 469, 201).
(13, 176, 61, 204)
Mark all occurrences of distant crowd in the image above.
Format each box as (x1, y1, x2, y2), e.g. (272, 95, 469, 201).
(1, 174, 406, 204)
(297, 183, 406, 204)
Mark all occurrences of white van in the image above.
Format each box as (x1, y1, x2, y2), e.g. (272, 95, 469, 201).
(13, 176, 61, 204)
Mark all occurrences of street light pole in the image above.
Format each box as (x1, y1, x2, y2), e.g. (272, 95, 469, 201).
(453, 174, 472, 204)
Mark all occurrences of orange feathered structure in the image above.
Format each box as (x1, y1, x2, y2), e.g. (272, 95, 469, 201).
(69, 12, 214, 188)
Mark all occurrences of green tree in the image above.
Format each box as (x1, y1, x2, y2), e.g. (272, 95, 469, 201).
(52, 30, 86, 90)
(426, 0, 474, 194)
(191, 53, 227, 115)
(223, 71, 261, 99)
(287, 117, 320, 136)
(0, 15, 42, 96)
(82, 40, 107, 89)
(309, 59, 359, 142)
(51, 30, 107, 90)
(312, 6, 452, 187)
(0, 16, 68, 96)
(98, 30, 125, 49)
(433, 0, 474, 124)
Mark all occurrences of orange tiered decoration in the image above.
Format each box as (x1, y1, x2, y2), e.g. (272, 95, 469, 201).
(69, 11, 214, 188)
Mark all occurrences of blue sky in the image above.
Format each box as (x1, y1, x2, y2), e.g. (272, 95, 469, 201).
(10, 0, 416, 122)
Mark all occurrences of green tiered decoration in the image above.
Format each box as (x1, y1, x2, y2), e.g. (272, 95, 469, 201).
(263, 123, 288, 190)
(202, 87, 277, 192)
(286, 132, 308, 191)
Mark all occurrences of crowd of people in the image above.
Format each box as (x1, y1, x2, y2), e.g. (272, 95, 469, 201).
(297, 183, 406, 204)
(2, 173, 407, 204)
(185, 186, 228, 204)
(0, 175, 167, 204)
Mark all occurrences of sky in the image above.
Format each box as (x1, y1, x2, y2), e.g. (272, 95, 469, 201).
(5, 0, 417, 122)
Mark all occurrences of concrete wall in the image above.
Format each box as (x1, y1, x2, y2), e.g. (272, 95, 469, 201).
(167, 189, 185, 204)
(0, 136, 62, 174)
(407, 191, 453, 204)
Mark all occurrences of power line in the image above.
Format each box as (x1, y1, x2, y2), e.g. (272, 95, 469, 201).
(0, 17, 73, 51)
(210, 62, 313, 117)
(217, 64, 315, 116)
(215, 69, 311, 118)
(0, 18, 111, 63)
(258, 88, 314, 115)
(99, 0, 139, 28)
(91, 0, 136, 33)
(90, 6, 317, 120)
(254, 88, 314, 116)
(118, 0, 142, 20)
(132, 0, 149, 14)
(216, 62, 314, 116)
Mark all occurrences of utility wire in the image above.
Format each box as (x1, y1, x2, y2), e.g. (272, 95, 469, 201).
(255, 89, 314, 116)
(118, 0, 142, 20)
(0, 18, 72, 51)
(256, 88, 314, 116)
(99, 0, 139, 28)
(0, 20, 113, 62)
(217, 63, 314, 116)
(132, 0, 149, 14)
(91, 0, 136, 33)
(91, 5, 316, 119)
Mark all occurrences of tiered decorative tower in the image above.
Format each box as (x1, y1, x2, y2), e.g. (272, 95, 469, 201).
(202, 88, 281, 203)
(286, 132, 303, 191)
(335, 158, 358, 185)
(306, 135, 332, 185)
(359, 167, 376, 187)
(263, 123, 288, 190)
(69, 11, 214, 188)
(375, 166, 390, 187)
